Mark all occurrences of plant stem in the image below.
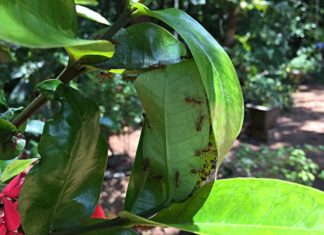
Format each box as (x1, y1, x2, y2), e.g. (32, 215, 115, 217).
(50, 206, 161, 235)
(50, 216, 132, 235)
(102, 7, 132, 40)
(12, 7, 133, 127)
(12, 62, 84, 127)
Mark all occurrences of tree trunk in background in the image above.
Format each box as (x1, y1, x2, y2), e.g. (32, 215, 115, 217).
(116, 0, 126, 14)
(225, 7, 239, 47)
(174, 0, 179, 8)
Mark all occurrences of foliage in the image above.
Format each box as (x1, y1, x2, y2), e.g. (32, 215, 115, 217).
(79, 73, 142, 134)
(243, 72, 293, 109)
(0, 1, 323, 235)
(287, 46, 323, 74)
(221, 144, 323, 186)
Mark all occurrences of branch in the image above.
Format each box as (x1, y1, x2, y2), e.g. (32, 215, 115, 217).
(50, 206, 162, 235)
(12, 62, 85, 127)
(12, 6, 133, 127)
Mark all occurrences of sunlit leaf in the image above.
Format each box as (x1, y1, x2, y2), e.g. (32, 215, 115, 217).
(0, 159, 37, 182)
(66, 41, 115, 61)
(121, 178, 324, 235)
(125, 60, 214, 213)
(134, 5, 244, 167)
(76, 5, 110, 25)
(0, 0, 108, 48)
(74, 0, 98, 6)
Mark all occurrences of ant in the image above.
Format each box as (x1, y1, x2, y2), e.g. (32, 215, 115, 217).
(196, 114, 205, 132)
(184, 97, 203, 105)
(175, 171, 180, 188)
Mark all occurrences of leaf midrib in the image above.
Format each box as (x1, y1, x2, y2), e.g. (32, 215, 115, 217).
(163, 69, 172, 202)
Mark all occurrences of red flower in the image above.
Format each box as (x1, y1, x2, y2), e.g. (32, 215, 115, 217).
(0, 173, 105, 234)
(91, 204, 106, 219)
(0, 173, 25, 235)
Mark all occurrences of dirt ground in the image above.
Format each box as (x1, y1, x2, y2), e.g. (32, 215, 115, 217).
(100, 84, 324, 228)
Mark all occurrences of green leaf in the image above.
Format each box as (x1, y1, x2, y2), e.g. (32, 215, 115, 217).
(74, 0, 98, 6)
(36, 79, 63, 100)
(121, 178, 324, 235)
(76, 5, 110, 25)
(0, 0, 108, 48)
(0, 158, 36, 182)
(19, 85, 108, 235)
(0, 159, 16, 174)
(97, 23, 186, 70)
(124, 129, 151, 211)
(0, 119, 26, 160)
(66, 41, 115, 61)
(134, 5, 244, 166)
(125, 60, 214, 213)
(0, 89, 7, 110)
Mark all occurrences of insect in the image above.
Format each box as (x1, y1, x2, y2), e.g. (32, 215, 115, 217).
(153, 174, 163, 181)
(142, 113, 151, 128)
(142, 158, 149, 172)
(98, 71, 114, 80)
(110, 39, 121, 45)
(195, 142, 216, 157)
(149, 63, 166, 70)
(190, 168, 201, 174)
(133, 225, 150, 232)
(122, 75, 137, 83)
(196, 114, 206, 132)
(195, 150, 202, 156)
(184, 97, 203, 105)
(175, 171, 180, 188)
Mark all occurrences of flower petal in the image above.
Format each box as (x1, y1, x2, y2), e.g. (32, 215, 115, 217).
(0, 223, 7, 234)
(2, 173, 25, 199)
(3, 198, 21, 232)
(91, 204, 106, 219)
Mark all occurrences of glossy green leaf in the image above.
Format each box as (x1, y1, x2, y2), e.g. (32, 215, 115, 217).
(0, 119, 26, 160)
(0, 158, 36, 182)
(121, 178, 324, 235)
(76, 5, 110, 25)
(134, 5, 244, 165)
(97, 23, 186, 70)
(19, 85, 108, 235)
(125, 60, 214, 213)
(74, 0, 98, 6)
(0, 0, 108, 48)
